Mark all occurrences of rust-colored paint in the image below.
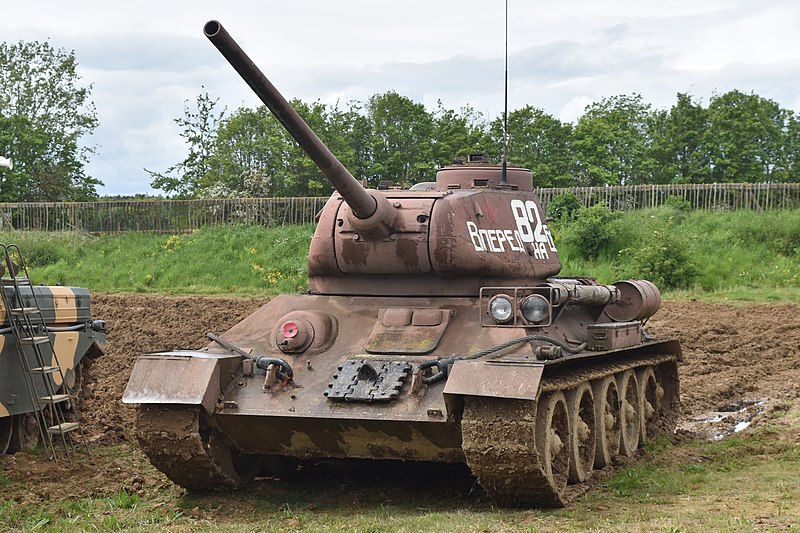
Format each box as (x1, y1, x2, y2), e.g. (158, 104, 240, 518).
(123, 352, 240, 415)
(444, 360, 544, 400)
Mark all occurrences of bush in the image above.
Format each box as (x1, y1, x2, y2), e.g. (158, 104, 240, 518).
(560, 204, 619, 260)
(663, 195, 692, 213)
(622, 230, 698, 290)
(546, 193, 582, 222)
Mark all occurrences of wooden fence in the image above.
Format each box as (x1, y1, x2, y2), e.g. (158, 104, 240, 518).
(535, 182, 800, 212)
(0, 197, 328, 233)
(0, 183, 797, 233)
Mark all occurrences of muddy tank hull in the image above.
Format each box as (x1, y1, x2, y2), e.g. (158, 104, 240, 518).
(125, 292, 680, 505)
(124, 20, 683, 507)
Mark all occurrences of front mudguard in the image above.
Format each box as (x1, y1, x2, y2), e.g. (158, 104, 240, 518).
(122, 351, 240, 414)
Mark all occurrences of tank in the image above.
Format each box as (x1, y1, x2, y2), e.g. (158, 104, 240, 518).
(0, 246, 106, 456)
(122, 20, 681, 507)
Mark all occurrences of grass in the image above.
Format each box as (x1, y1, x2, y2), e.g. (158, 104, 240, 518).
(1, 403, 798, 531)
(1, 208, 799, 302)
(0, 224, 314, 296)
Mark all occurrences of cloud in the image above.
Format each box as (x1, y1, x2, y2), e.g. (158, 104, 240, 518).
(6, 0, 800, 195)
(75, 32, 215, 72)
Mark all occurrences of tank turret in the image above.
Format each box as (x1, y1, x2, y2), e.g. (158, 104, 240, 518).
(204, 20, 561, 296)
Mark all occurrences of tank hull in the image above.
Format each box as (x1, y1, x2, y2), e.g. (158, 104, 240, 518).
(125, 293, 681, 505)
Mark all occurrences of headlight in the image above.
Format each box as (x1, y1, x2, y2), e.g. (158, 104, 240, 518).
(521, 294, 549, 324)
(489, 295, 514, 323)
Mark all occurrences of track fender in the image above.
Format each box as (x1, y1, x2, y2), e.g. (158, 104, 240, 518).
(122, 351, 240, 414)
(443, 360, 544, 401)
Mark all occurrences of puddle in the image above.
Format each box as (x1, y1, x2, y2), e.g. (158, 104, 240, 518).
(677, 399, 767, 441)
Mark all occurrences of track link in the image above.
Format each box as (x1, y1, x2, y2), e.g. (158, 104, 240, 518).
(135, 405, 260, 490)
(462, 397, 564, 506)
(461, 353, 679, 507)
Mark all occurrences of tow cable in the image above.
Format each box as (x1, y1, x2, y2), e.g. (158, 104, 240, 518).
(415, 335, 587, 385)
(207, 332, 294, 384)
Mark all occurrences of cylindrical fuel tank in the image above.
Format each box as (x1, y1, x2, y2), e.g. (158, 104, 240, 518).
(605, 279, 661, 321)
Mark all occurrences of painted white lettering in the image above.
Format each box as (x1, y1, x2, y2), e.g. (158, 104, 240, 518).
(487, 230, 501, 252)
(495, 230, 508, 252)
(513, 230, 526, 253)
(511, 199, 534, 243)
(504, 229, 520, 252)
(466, 221, 485, 251)
(533, 241, 550, 259)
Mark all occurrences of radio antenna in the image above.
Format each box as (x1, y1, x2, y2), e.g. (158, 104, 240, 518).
(499, 0, 509, 186)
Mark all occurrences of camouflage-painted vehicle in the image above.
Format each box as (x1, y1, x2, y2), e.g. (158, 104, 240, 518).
(122, 21, 681, 507)
(0, 280, 106, 455)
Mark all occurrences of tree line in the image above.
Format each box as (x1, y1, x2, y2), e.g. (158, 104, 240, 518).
(0, 41, 101, 201)
(2, 39, 800, 201)
(151, 89, 800, 198)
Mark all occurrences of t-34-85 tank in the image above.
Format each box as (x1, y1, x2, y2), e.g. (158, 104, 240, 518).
(122, 20, 681, 507)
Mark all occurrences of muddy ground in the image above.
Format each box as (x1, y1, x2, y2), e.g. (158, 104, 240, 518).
(3, 295, 800, 512)
(77, 294, 800, 444)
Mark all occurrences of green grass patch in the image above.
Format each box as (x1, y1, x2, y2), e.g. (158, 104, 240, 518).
(555, 207, 800, 301)
(0, 224, 314, 296)
(1, 208, 799, 301)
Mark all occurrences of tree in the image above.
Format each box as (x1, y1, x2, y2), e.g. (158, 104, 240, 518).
(784, 113, 800, 183)
(572, 94, 653, 185)
(367, 91, 435, 187)
(647, 93, 711, 184)
(0, 40, 101, 201)
(203, 99, 369, 198)
(203, 105, 286, 197)
(431, 101, 491, 168)
(705, 90, 789, 183)
(147, 90, 225, 197)
(490, 106, 574, 187)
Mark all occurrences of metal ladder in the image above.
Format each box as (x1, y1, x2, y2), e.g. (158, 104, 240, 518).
(0, 243, 87, 461)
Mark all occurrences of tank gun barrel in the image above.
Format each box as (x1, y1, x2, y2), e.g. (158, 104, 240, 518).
(204, 20, 377, 219)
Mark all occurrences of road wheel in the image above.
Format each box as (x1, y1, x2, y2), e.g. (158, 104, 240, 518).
(636, 366, 663, 444)
(8, 413, 40, 453)
(617, 370, 641, 457)
(566, 383, 595, 483)
(0, 416, 13, 454)
(536, 391, 570, 494)
(591, 376, 620, 468)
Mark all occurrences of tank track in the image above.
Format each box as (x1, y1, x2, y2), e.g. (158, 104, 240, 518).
(461, 353, 679, 507)
(135, 405, 260, 490)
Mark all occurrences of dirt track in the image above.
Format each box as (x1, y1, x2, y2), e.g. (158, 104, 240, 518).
(79, 295, 800, 445)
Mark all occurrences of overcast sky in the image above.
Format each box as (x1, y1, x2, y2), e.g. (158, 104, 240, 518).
(3, 0, 800, 196)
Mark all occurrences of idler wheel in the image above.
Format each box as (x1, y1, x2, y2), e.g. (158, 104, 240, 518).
(616, 370, 641, 457)
(591, 376, 621, 468)
(65, 361, 84, 400)
(535, 391, 570, 494)
(636, 366, 663, 444)
(8, 413, 40, 453)
(565, 383, 596, 483)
